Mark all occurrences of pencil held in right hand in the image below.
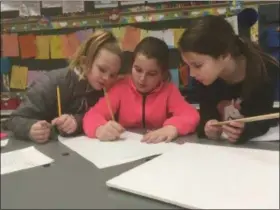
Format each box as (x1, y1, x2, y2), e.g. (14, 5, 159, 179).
(29, 120, 51, 143)
(204, 119, 222, 140)
(95, 121, 125, 141)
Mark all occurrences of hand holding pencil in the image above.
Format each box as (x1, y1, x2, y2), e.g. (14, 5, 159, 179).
(95, 88, 125, 141)
(51, 86, 78, 134)
(205, 113, 279, 143)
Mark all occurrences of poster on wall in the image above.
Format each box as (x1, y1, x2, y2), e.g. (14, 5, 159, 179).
(62, 0, 84, 13)
(120, 1, 145, 6)
(19, 1, 41, 17)
(1, 1, 21, 12)
(42, 1, 62, 8)
(94, 1, 118, 8)
(146, 0, 168, 3)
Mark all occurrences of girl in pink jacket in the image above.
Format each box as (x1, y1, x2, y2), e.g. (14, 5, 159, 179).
(83, 37, 200, 143)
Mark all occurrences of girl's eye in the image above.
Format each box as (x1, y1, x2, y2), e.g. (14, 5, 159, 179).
(134, 67, 142, 73)
(193, 63, 202, 68)
(147, 72, 157, 77)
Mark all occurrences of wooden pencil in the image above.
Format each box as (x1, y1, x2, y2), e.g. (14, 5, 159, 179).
(213, 113, 279, 126)
(56, 86, 62, 117)
(103, 87, 115, 121)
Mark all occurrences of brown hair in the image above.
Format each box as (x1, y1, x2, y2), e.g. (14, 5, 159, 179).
(178, 15, 279, 98)
(69, 30, 122, 79)
(133, 36, 171, 81)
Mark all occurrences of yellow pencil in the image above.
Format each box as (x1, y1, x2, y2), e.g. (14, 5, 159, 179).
(212, 113, 279, 126)
(103, 87, 115, 121)
(56, 86, 62, 117)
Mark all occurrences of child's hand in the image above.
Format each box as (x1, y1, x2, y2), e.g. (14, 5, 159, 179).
(52, 114, 77, 134)
(222, 121, 245, 143)
(142, 125, 178, 143)
(95, 121, 125, 141)
(29, 120, 51, 143)
(204, 119, 222, 140)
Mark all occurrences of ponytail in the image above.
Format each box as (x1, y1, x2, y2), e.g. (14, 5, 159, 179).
(236, 36, 279, 99)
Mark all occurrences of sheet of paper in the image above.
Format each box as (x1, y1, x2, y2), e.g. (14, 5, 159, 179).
(50, 35, 64, 59)
(58, 131, 179, 169)
(148, 30, 164, 40)
(140, 29, 149, 40)
(42, 1, 62, 8)
(1, 34, 19, 57)
(173, 28, 185, 48)
(225, 15, 239, 35)
(18, 34, 37, 58)
(36, 36, 50, 59)
(1, 146, 54, 175)
(1, 139, 9, 147)
(1, 1, 21, 12)
(163, 29, 174, 48)
(10, 65, 28, 90)
(94, 1, 118, 8)
(107, 143, 279, 209)
(122, 27, 141, 51)
(19, 1, 41, 17)
(111, 28, 125, 40)
(62, 0, 84, 13)
(251, 125, 279, 142)
(120, 0, 145, 5)
(67, 33, 81, 54)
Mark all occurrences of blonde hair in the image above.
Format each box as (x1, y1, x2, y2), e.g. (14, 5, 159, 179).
(69, 30, 122, 79)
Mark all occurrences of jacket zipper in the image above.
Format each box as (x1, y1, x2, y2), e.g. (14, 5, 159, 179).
(142, 94, 147, 129)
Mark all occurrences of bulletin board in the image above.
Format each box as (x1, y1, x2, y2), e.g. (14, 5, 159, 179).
(0, 1, 265, 107)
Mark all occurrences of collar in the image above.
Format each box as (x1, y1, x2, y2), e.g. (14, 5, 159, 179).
(128, 76, 164, 96)
(72, 68, 97, 97)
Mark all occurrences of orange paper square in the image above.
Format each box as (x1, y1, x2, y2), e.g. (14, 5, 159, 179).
(18, 34, 37, 58)
(61, 35, 75, 59)
(67, 33, 81, 55)
(122, 26, 140, 52)
(1, 34, 19, 57)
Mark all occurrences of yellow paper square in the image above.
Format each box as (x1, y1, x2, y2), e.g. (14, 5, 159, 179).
(36, 35, 50, 59)
(10, 66, 28, 90)
(173, 29, 185, 48)
(140, 29, 149, 40)
(112, 27, 125, 42)
(50, 35, 64, 59)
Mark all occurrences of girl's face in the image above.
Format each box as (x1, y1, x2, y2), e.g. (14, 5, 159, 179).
(181, 52, 227, 86)
(131, 53, 163, 94)
(86, 48, 121, 90)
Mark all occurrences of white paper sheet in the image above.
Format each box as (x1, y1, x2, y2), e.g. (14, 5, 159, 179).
(1, 139, 9, 148)
(62, 0, 84, 13)
(94, 1, 118, 8)
(1, 1, 22, 12)
(107, 144, 279, 209)
(251, 125, 279, 142)
(163, 29, 174, 48)
(58, 131, 179, 169)
(19, 1, 41, 17)
(225, 15, 239, 35)
(1, 146, 54, 175)
(42, 1, 62, 8)
(120, 1, 145, 5)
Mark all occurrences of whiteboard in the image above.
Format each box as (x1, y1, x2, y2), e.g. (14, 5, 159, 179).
(107, 143, 279, 209)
